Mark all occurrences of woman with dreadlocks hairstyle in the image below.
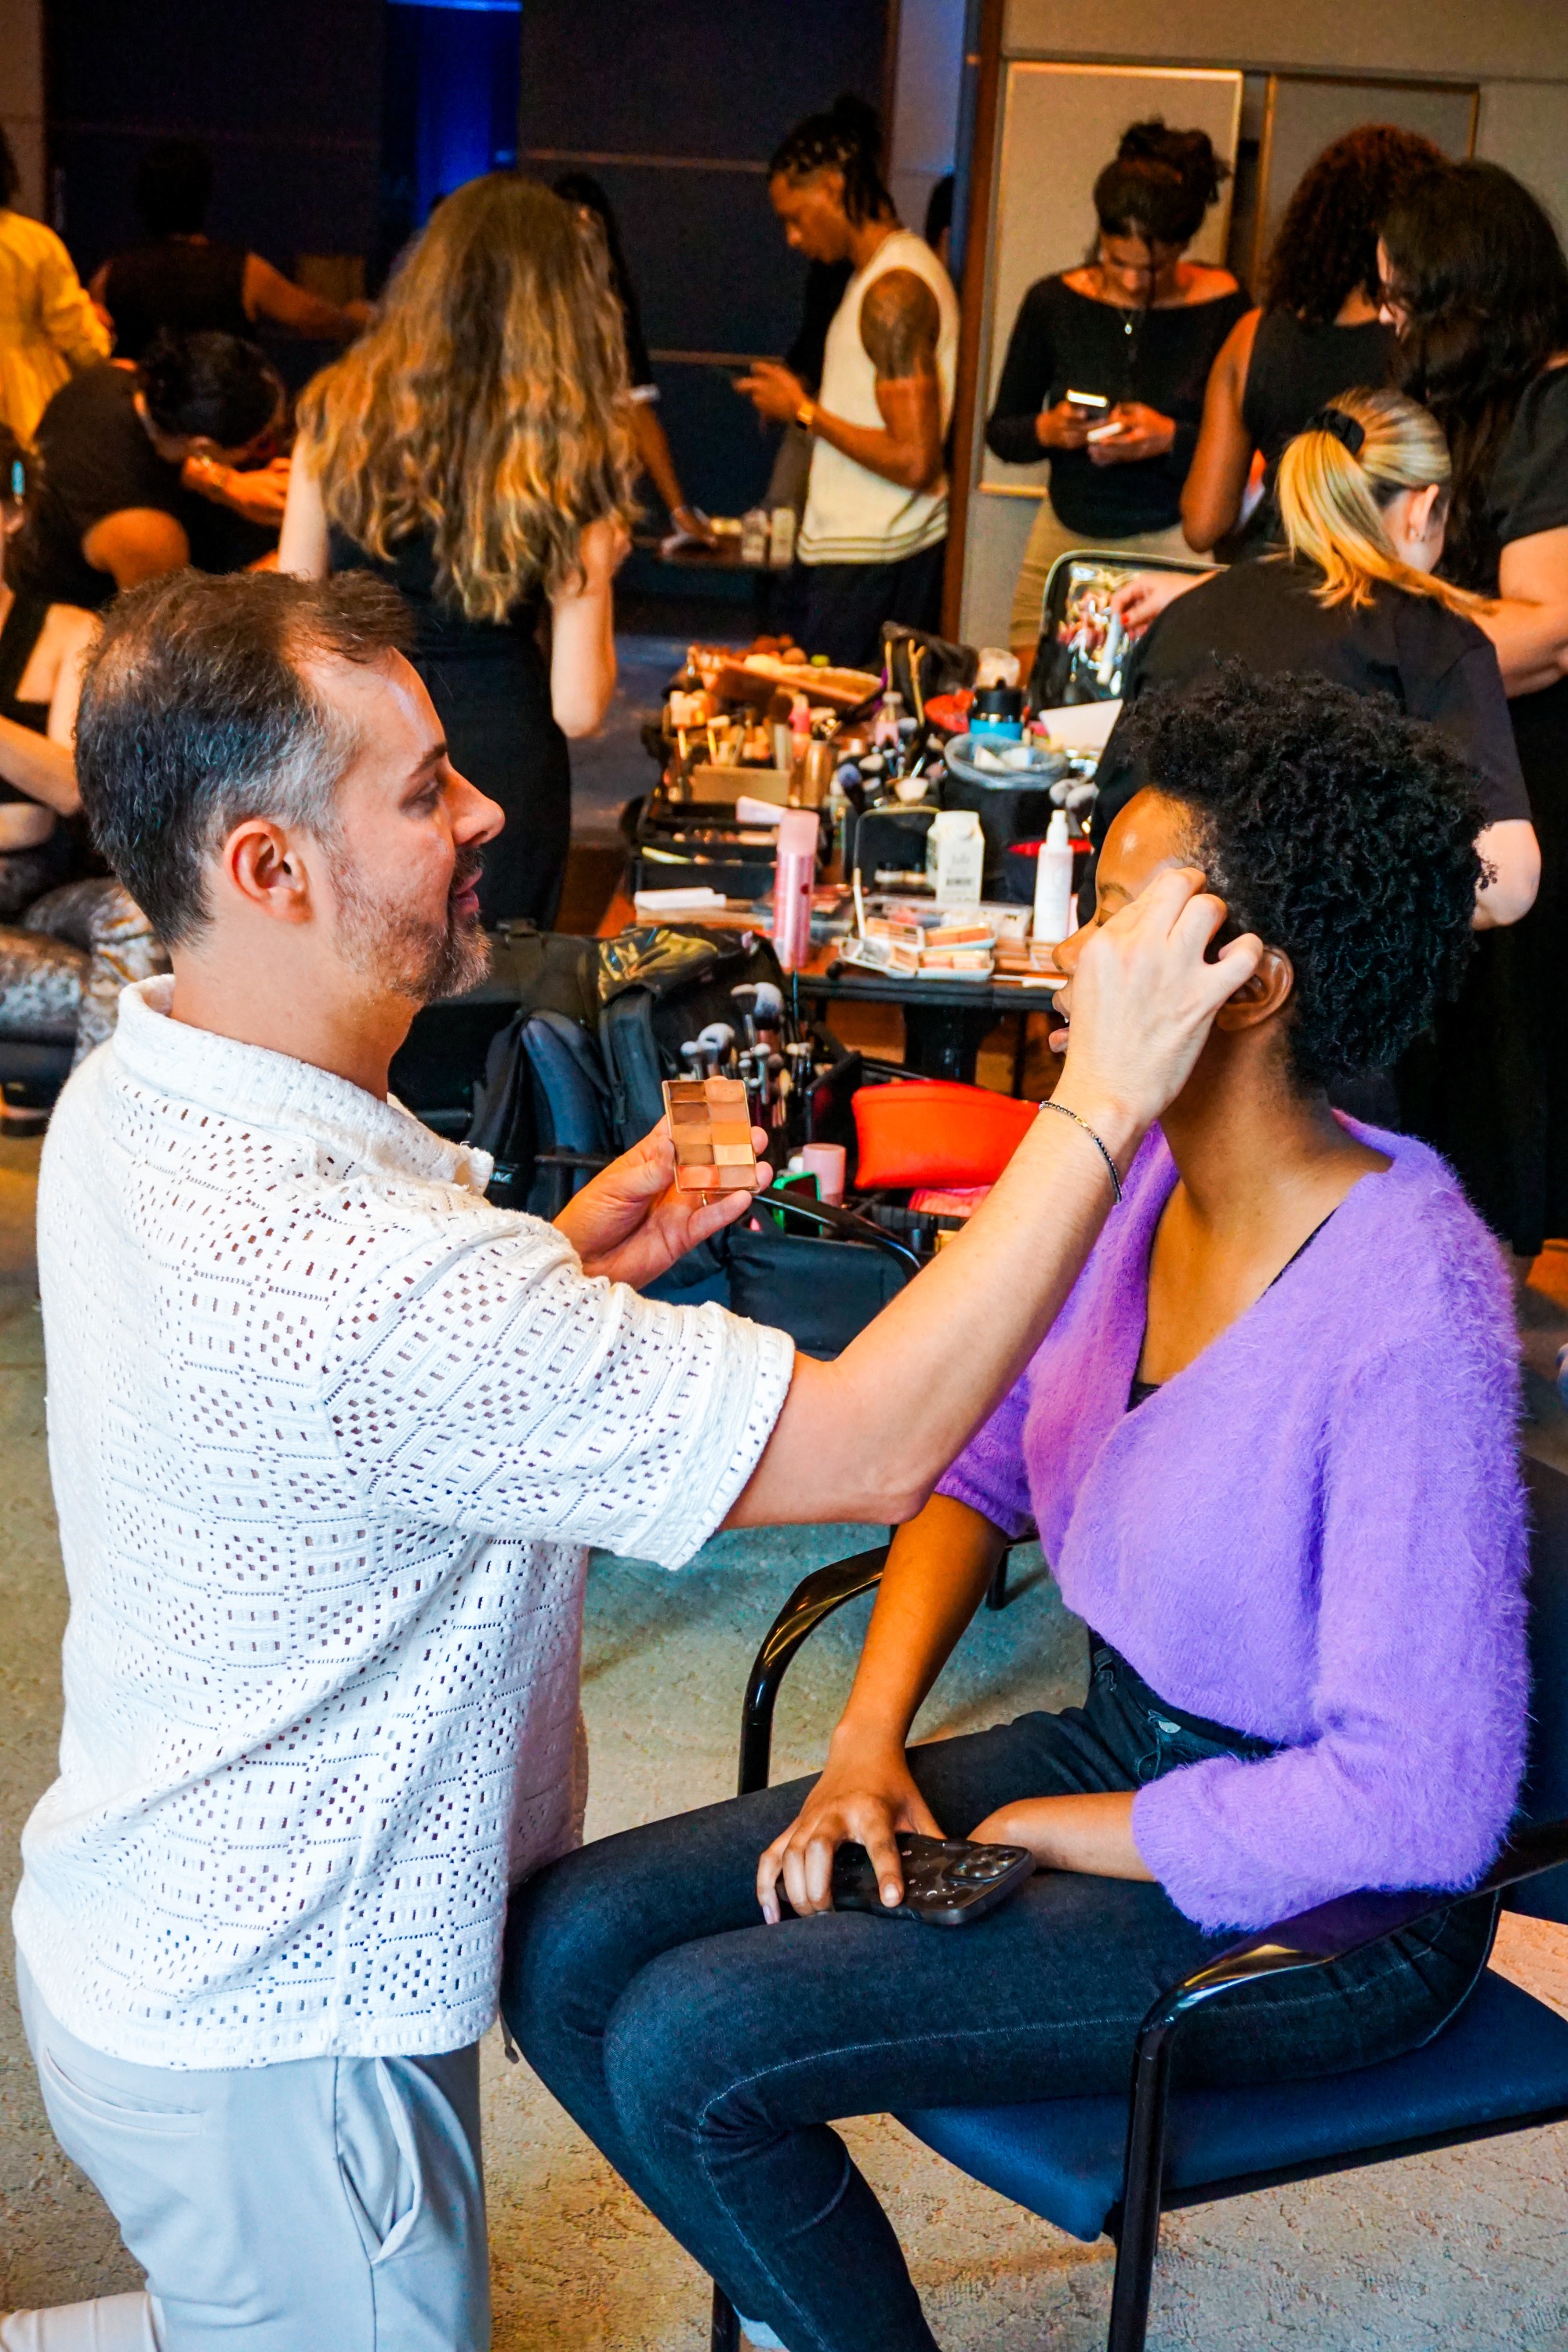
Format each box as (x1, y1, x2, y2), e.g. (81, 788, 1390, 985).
(1181, 122, 1442, 553)
(734, 94, 960, 669)
(1377, 160, 1568, 1279)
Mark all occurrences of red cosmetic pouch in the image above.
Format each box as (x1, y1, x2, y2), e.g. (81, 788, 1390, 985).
(852, 1082, 1037, 1192)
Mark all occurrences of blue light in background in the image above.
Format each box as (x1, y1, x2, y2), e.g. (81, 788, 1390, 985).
(383, 0, 522, 233)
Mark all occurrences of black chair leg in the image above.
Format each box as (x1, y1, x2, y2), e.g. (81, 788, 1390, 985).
(711, 2282, 741, 2351)
(1104, 2014, 1175, 2352)
(985, 1554, 1009, 1610)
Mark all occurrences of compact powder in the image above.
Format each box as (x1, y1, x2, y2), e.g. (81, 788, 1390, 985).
(663, 1078, 759, 1194)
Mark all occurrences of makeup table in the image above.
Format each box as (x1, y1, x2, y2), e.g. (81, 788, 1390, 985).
(597, 887, 1055, 1089)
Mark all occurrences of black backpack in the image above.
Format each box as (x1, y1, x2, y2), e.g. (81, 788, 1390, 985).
(450, 924, 792, 1210)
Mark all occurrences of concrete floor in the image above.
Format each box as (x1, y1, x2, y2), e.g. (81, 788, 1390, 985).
(5, 1126, 1568, 2347)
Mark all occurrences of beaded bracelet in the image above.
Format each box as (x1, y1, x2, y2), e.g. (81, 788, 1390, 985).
(1038, 1098, 1123, 1206)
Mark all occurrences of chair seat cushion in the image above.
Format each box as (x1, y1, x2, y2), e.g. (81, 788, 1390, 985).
(898, 1971, 1568, 2245)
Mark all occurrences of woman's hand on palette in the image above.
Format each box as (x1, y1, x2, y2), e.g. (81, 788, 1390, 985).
(757, 1730, 943, 1922)
(554, 1119, 768, 1290)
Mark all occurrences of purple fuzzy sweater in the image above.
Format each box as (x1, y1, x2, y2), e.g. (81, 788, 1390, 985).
(937, 1123, 1528, 1933)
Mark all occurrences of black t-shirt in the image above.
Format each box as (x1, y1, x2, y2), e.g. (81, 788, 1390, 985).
(1236, 310, 1395, 551)
(102, 239, 250, 363)
(1490, 366, 1568, 569)
(985, 275, 1250, 535)
(1093, 555, 1529, 845)
(13, 364, 206, 609)
(1241, 311, 1395, 470)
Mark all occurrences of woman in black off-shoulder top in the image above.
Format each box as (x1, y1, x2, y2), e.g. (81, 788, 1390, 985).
(985, 120, 1244, 665)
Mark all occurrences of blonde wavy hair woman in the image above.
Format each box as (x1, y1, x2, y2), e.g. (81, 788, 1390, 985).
(280, 173, 637, 927)
(1102, 382, 1540, 935)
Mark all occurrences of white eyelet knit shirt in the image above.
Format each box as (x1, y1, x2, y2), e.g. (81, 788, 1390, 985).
(16, 978, 793, 2069)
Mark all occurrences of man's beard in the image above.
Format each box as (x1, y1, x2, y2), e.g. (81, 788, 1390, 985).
(332, 848, 491, 1004)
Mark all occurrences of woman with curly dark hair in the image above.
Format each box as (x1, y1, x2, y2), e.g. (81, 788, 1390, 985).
(506, 668, 1523, 2352)
(986, 119, 1247, 665)
(1181, 123, 1441, 551)
(1377, 160, 1568, 1271)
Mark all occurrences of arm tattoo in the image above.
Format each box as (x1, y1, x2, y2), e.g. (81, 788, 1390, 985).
(859, 269, 940, 383)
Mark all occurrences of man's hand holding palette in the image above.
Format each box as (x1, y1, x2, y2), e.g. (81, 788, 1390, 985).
(663, 1078, 762, 1201)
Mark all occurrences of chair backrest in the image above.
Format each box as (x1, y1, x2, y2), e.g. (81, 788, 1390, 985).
(1512, 1454, 1568, 1922)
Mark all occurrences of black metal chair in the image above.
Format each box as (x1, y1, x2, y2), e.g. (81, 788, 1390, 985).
(710, 1457, 1568, 2352)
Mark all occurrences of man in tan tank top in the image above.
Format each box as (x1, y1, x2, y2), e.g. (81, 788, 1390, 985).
(736, 100, 960, 670)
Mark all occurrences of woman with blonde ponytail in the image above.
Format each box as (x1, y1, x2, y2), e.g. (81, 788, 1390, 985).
(279, 173, 637, 927)
(1095, 384, 1540, 933)
(1276, 386, 1486, 615)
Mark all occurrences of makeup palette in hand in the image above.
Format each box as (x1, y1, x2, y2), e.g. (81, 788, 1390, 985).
(663, 1078, 758, 1199)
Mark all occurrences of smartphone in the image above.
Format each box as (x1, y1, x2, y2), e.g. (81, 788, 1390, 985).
(1086, 419, 1127, 443)
(1065, 389, 1109, 414)
(829, 1832, 1035, 1929)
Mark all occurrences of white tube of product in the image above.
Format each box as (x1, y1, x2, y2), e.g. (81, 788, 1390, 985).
(1032, 808, 1076, 948)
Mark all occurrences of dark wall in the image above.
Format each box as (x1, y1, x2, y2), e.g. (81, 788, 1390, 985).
(519, 0, 891, 559)
(45, 0, 384, 286)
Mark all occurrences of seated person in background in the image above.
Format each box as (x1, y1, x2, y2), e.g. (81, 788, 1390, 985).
(0, 428, 165, 1095)
(506, 668, 1526, 2352)
(91, 138, 369, 361)
(13, 331, 285, 608)
(1102, 387, 1540, 931)
(0, 426, 92, 909)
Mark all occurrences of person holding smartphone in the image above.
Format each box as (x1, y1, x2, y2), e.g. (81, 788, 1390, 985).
(986, 120, 1247, 674)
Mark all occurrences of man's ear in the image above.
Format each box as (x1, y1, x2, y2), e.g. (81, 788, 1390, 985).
(1213, 943, 1294, 1031)
(220, 818, 314, 926)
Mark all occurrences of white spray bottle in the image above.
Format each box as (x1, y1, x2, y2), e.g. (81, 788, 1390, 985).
(1032, 808, 1076, 948)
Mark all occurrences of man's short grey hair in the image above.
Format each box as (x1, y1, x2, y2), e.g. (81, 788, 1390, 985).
(75, 569, 414, 946)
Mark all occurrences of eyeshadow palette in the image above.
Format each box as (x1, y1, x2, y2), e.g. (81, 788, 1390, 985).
(663, 1077, 759, 1196)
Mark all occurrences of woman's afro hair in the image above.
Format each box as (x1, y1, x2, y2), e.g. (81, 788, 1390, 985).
(1116, 662, 1483, 1088)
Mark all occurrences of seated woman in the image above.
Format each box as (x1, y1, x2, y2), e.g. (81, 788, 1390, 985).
(0, 429, 164, 1102)
(503, 666, 1526, 2352)
(0, 425, 91, 914)
(1103, 386, 1541, 931)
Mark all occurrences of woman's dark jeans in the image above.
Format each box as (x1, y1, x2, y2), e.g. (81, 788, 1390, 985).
(502, 1646, 1496, 2352)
